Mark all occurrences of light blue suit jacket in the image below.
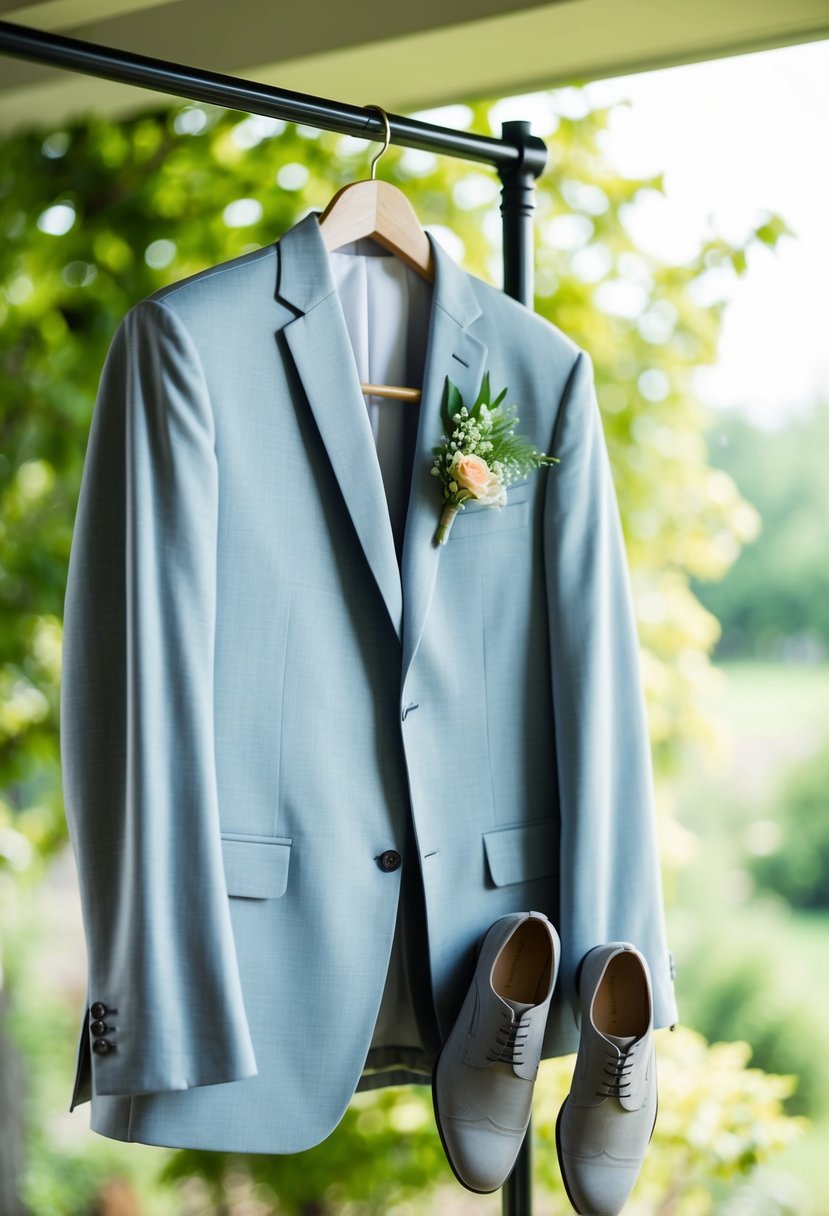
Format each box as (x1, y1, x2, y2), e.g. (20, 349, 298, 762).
(61, 210, 677, 1154)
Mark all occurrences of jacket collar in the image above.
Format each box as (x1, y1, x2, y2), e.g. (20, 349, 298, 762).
(275, 210, 488, 672)
(276, 208, 483, 331)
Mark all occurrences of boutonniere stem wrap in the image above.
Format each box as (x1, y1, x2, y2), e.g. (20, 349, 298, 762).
(431, 373, 559, 545)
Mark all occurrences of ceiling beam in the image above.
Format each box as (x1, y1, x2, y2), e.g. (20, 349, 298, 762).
(0, 0, 827, 134)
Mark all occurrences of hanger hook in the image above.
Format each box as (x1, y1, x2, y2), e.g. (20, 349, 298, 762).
(363, 104, 391, 181)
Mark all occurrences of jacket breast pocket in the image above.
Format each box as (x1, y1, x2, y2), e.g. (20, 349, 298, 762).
(482, 818, 558, 887)
(450, 489, 530, 540)
(221, 833, 292, 899)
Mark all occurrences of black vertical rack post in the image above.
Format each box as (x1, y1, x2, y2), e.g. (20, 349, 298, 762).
(498, 119, 545, 308)
(0, 19, 548, 1216)
(497, 120, 546, 1216)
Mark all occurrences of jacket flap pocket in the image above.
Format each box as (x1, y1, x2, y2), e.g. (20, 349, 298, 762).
(221, 834, 292, 899)
(483, 819, 558, 887)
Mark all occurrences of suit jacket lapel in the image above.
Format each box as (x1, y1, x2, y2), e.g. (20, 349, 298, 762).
(277, 213, 403, 640)
(276, 212, 489, 670)
(400, 236, 488, 683)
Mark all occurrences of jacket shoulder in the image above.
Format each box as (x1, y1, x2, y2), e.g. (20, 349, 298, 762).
(141, 244, 277, 315)
(468, 272, 583, 362)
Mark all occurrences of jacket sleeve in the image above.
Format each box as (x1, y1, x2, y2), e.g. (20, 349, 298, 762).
(544, 350, 679, 1030)
(61, 297, 258, 1101)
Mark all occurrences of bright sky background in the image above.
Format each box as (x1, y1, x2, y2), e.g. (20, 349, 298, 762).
(422, 39, 829, 430)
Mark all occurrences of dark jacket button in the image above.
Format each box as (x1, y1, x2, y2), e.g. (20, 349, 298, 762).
(378, 850, 401, 872)
(92, 1038, 114, 1056)
(90, 1002, 108, 1021)
(90, 1020, 108, 1036)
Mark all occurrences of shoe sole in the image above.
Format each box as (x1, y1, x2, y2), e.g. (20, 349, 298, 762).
(554, 1094, 659, 1216)
(431, 1049, 525, 1196)
(555, 1099, 582, 1215)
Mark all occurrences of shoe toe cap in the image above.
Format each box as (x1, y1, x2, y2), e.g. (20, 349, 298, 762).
(561, 1153, 642, 1216)
(442, 1118, 525, 1194)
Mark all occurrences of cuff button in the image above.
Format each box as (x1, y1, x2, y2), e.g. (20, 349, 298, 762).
(90, 1002, 108, 1021)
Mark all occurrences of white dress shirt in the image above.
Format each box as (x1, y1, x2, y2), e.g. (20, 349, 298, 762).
(330, 238, 436, 1084)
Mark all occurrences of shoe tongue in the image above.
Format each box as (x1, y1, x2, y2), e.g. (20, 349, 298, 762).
(504, 998, 533, 1018)
(605, 1033, 637, 1052)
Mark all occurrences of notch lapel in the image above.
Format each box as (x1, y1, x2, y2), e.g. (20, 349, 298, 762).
(277, 213, 403, 640)
(276, 213, 490, 668)
(400, 237, 488, 683)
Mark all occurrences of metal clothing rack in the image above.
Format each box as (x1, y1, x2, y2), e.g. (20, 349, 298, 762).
(0, 19, 548, 1216)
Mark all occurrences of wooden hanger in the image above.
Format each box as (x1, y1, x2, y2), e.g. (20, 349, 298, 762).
(319, 105, 434, 403)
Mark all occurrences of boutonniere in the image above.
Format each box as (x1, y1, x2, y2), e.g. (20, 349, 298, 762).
(431, 373, 559, 545)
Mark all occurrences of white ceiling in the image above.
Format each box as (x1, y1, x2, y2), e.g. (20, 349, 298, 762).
(0, 0, 827, 133)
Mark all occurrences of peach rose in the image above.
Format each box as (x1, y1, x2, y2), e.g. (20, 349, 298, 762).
(450, 452, 506, 507)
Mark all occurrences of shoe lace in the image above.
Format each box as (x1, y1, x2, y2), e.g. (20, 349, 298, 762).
(487, 1016, 530, 1066)
(596, 1046, 635, 1099)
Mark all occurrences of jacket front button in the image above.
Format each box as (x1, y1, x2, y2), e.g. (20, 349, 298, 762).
(378, 850, 402, 872)
(90, 1002, 108, 1021)
(92, 1038, 114, 1056)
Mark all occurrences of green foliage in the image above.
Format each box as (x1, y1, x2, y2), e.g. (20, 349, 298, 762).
(470, 370, 507, 416)
(676, 921, 826, 1118)
(162, 1087, 451, 1215)
(519, 104, 769, 780)
(665, 663, 829, 1125)
(485, 404, 558, 474)
(696, 405, 829, 658)
(3, 887, 175, 1216)
(440, 377, 465, 433)
(751, 742, 829, 910)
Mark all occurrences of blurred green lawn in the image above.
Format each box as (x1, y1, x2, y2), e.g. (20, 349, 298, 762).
(669, 659, 829, 1209)
(714, 660, 829, 737)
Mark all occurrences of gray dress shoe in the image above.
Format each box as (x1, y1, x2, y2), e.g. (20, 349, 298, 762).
(556, 943, 657, 1216)
(433, 911, 561, 1194)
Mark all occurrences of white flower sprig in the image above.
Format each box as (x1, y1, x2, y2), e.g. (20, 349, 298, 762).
(430, 373, 559, 545)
